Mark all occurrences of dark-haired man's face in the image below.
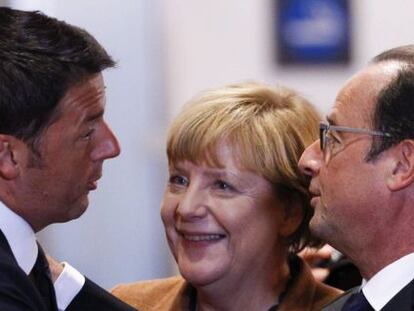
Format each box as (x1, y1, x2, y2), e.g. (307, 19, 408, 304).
(298, 63, 400, 257)
(16, 73, 120, 231)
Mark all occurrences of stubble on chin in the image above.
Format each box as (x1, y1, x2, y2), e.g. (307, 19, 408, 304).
(309, 200, 329, 240)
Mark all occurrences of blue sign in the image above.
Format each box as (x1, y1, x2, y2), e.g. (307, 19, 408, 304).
(277, 0, 351, 64)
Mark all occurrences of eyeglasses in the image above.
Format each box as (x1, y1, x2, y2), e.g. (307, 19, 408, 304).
(319, 122, 391, 151)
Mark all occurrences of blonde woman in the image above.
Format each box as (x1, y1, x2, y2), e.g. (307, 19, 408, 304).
(113, 83, 341, 310)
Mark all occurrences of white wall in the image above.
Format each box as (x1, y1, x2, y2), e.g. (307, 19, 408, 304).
(163, 0, 414, 116)
(5, 0, 414, 290)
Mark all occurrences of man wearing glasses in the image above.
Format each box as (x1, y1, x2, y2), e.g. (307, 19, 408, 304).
(299, 45, 414, 311)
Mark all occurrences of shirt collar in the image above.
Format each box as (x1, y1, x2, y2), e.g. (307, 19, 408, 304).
(0, 201, 38, 274)
(362, 252, 414, 310)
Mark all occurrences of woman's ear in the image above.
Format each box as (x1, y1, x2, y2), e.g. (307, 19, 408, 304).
(0, 135, 21, 180)
(386, 140, 414, 191)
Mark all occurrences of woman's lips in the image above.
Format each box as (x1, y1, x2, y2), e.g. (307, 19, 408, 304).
(182, 234, 224, 241)
(178, 230, 226, 247)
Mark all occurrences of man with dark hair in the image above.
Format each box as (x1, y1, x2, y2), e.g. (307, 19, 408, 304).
(299, 44, 414, 310)
(0, 7, 135, 310)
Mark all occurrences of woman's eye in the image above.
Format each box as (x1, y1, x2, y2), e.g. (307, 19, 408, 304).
(213, 180, 234, 192)
(169, 175, 188, 186)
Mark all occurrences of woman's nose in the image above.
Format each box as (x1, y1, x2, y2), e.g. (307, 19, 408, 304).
(176, 186, 208, 220)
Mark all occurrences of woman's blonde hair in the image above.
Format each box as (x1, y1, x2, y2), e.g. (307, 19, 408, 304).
(167, 82, 320, 252)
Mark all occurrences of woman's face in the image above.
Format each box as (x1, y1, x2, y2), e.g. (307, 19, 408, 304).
(161, 143, 300, 287)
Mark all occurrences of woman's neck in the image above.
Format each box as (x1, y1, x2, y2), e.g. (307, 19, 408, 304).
(194, 258, 290, 311)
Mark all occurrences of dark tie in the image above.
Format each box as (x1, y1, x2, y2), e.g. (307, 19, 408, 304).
(341, 291, 374, 311)
(29, 243, 58, 310)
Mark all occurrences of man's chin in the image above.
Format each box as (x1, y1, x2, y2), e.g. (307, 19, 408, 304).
(309, 216, 326, 239)
(65, 200, 89, 222)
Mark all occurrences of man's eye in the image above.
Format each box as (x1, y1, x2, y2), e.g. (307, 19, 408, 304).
(326, 131, 341, 146)
(82, 129, 94, 140)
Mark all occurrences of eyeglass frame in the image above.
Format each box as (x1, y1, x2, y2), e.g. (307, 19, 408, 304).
(319, 121, 392, 151)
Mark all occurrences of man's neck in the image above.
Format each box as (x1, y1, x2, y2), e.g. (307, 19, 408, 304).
(351, 241, 414, 280)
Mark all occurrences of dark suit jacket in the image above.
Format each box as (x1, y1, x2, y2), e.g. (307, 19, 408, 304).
(323, 280, 414, 311)
(322, 287, 358, 311)
(0, 230, 136, 310)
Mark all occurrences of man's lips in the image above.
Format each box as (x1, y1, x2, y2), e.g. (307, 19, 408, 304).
(309, 183, 321, 196)
(310, 196, 320, 207)
(309, 186, 321, 207)
(87, 175, 101, 191)
(87, 181, 98, 190)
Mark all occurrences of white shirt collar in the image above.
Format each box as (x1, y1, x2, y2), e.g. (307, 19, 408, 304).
(362, 252, 414, 310)
(0, 201, 38, 274)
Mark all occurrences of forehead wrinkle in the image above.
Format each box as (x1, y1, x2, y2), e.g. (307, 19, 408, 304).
(202, 167, 239, 180)
(171, 154, 247, 179)
(48, 94, 105, 137)
(66, 87, 106, 109)
(66, 87, 106, 122)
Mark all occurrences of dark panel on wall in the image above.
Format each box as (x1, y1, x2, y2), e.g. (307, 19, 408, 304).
(276, 0, 351, 64)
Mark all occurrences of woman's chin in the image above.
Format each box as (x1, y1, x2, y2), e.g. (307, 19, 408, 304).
(178, 261, 227, 287)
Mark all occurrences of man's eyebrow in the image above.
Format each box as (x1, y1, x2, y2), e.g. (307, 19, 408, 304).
(86, 109, 104, 122)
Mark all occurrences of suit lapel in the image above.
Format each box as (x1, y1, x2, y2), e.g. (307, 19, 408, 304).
(322, 287, 359, 311)
(381, 278, 414, 311)
(0, 229, 18, 265)
(323, 279, 414, 311)
(0, 229, 58, 311)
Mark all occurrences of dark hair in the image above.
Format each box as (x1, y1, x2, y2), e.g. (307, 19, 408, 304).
(0, 7, 115, 147)
(367, 45, 414, 159)
(372, 45, 414, 64)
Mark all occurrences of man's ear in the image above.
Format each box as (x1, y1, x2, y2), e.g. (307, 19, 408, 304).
(387, 140, 414, 191)
(0, 135, 21, 180)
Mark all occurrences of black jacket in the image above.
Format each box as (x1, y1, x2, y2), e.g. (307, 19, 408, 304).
(0, 230, 136, 311)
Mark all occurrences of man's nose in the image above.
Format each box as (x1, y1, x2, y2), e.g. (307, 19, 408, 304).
(91, 122, 121, 161)
(298, 140, 322, 177)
